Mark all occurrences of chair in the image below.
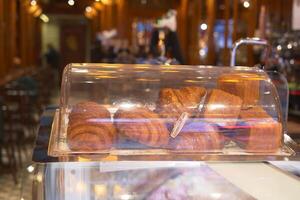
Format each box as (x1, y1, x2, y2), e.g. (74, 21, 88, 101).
(0, 100, 18, 184)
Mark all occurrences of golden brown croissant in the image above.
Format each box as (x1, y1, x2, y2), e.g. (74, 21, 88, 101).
(156, 86, 206, 119)
(235, 106, 282, 153)
(203, 89, 242, 126)
(114, 107, 169, 147)
(68, 101, 111, 122)
(217, 73, 262, 106)
(67, 101, 116, 151)
(170, 120, 223, 151)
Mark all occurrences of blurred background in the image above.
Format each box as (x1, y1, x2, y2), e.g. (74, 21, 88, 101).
(0, 0, 300, 199)
(0, 0, 298, 68)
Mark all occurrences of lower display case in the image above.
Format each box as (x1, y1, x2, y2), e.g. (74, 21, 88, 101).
(26, 161, 300, 200)
(28, 82, 300, 200)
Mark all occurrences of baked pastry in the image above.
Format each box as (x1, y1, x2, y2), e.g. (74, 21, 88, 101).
(114, 107, 169, 147)
(170, 120, 223, 151)
(67, 101, 116, 151)
(217, 73, 262, 106)
(68, 101, 111, 122)
(234, 106, 282, 152)
(203, 89, 242, 126)
(156, 86, 206, 119)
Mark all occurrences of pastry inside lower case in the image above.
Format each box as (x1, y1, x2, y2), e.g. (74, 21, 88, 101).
(66, 101, 226, 152)
(114, 107, 170, 148)
(233, 106, 282, 153)
(156, 86, 207, 119)
(65, 91, 282, 154)
(169, 119, 225, 151)
(217, 73, 263, 106)
(67, 101, 117, 151)
(202, 89, 243, 127)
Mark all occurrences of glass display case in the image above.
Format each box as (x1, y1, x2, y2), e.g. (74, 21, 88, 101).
(27, 61, 300, 200)
(26, 161, 300, 200)
(48, 63, 294, 159)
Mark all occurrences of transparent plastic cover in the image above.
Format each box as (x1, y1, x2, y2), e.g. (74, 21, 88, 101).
(49, 63, 289, 157)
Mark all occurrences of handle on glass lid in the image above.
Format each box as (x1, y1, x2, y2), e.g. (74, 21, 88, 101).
(230, 37, 271, 67)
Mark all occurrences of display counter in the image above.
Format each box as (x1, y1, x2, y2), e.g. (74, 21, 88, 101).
(29, 63, 300, 199)
(28, 90, 300, 200)
(27, 161, 300, 200)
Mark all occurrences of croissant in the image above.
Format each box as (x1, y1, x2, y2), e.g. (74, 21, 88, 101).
(156, 86, 206, 119)
(234, 106, 282, 153)
(67, 101, 116, 151)
(170, 120, 223, 151)
(114, 107, 169, 147)
(203, 89, 242, 126)
(217, 73, 261, 106)
(68, 101, 111, 122)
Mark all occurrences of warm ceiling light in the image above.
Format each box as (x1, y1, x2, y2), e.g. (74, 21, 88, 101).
(94, 2, 103, 10)
(276, 45, 282, 51)
(95, 0, 100, 2)
(101, 0, 111, 5)
(200, 23, 208, 30)
(85, 6, 92, 12)
(30, 0, 37, 6)
(243, 1, 250, 8)
(68, 0, 75, 6)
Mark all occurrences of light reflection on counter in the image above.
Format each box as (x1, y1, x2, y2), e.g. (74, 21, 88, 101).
(94, 184, 107, 198)
(135, 78, 160, 82)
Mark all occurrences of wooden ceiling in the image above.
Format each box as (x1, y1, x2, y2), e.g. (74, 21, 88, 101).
(41, 0, 181, 15)
(41, 0, 95, 15)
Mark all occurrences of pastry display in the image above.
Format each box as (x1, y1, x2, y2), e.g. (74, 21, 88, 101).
(114, 107, 169, 147)
(217, 73, 261, 106)
(156, 86, 206, 119)
(170, 120, 223, 151)
(50, 64, 289, 157)
(64, 92, 282, 154)
(203, 89, 242, 126)
(234, 106, 282, 152)
(67, 101, 116, 151)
